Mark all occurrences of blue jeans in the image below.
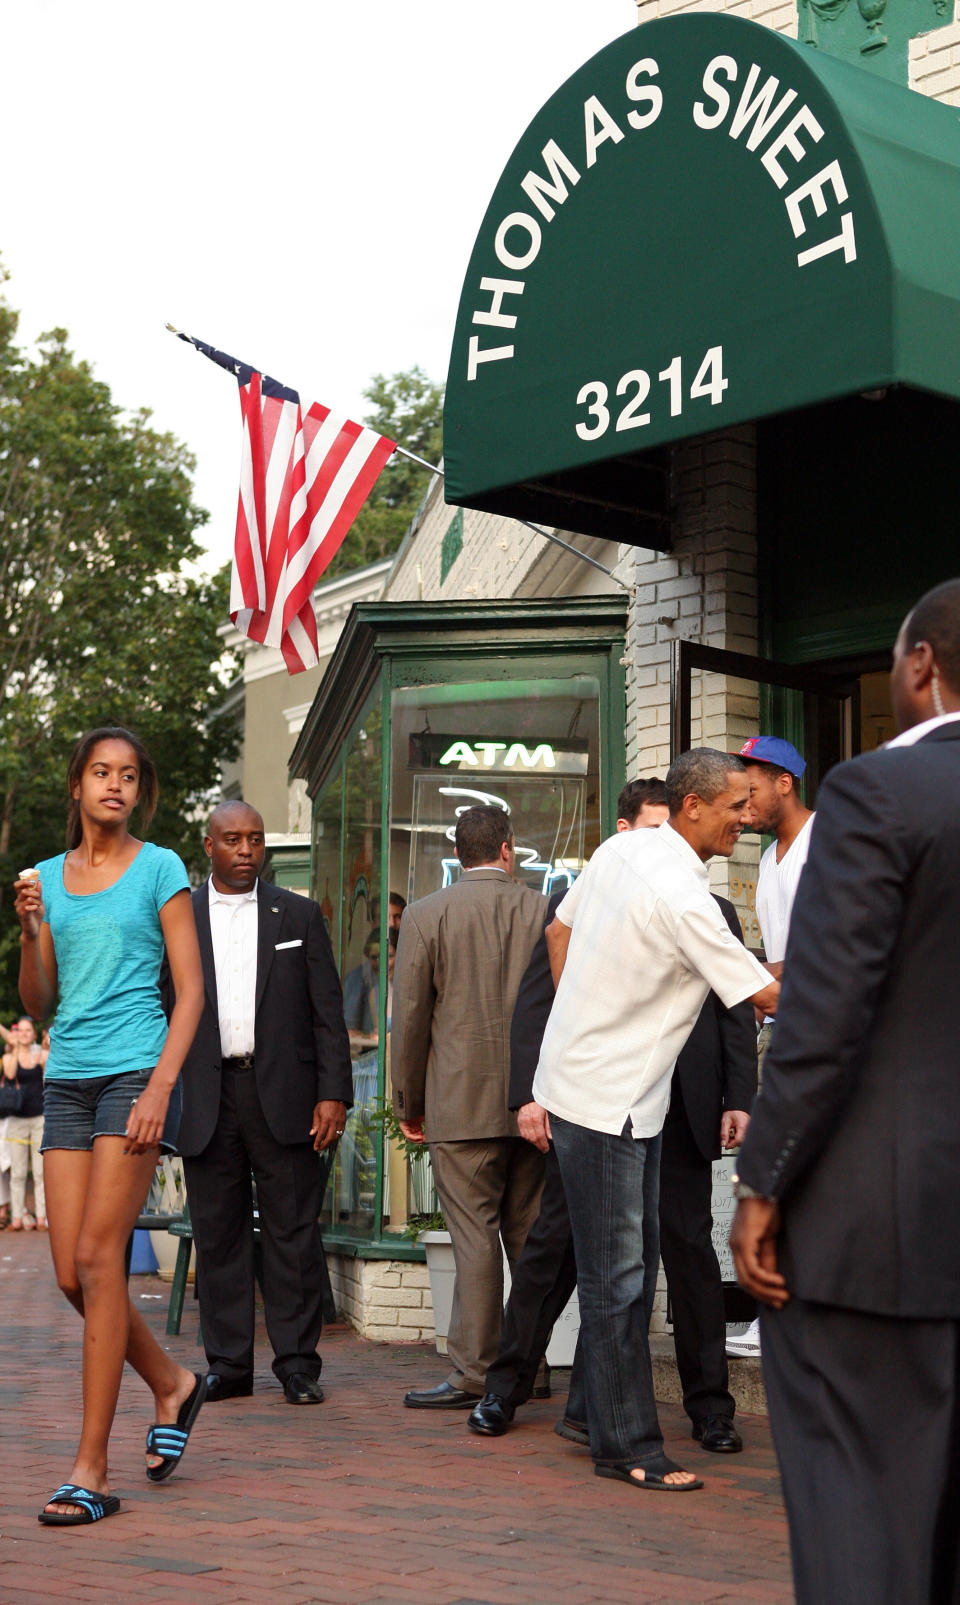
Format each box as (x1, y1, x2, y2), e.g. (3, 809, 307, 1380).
(551, 1112, 664, 1470)
(566, 1130, 661, 1428)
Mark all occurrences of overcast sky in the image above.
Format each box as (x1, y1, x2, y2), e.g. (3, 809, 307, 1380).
(2, 1, 634, 570)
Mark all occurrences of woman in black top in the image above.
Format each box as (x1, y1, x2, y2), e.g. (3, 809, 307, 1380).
(3, 1016, 49, 1229)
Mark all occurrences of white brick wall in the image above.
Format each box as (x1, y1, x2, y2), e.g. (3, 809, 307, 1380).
(636, 0, 960, 102)
(635, 0, 798, 36)
(619, 426, 762, 930)
(384, 475, 622, 604)
(327, 1254, 436, 1344)
(910, 8, 960, 103)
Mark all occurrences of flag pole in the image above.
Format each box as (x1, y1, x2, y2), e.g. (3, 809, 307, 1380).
(391, 444, 630, 591)
(167, 326, 630, 594)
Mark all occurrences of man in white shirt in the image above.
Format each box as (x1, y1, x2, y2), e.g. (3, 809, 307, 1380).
(534, 749, 779, 1492)
(726, 736, 812, 1360)
(738, 737, 814, 972)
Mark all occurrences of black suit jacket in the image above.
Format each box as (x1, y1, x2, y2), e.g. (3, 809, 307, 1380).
(175, 879, 353, 1157)
(509, 890, 756, 1152)
(675, 897, 758, 1162)
(737, 721, 960, 1317)
(508, 890, 566, 1109)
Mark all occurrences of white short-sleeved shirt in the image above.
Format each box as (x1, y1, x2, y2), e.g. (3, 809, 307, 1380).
(754, 814, 815, 964)
(532, 821, 770, 1138)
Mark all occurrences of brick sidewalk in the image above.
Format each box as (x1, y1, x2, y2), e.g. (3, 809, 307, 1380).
(0, 1231, 793, 1604)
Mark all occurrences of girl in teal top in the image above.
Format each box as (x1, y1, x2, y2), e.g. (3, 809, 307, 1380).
(14, 726, 205, 1527)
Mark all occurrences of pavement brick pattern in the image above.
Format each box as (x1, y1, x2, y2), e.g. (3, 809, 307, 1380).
(0, 1233, 793, 1604)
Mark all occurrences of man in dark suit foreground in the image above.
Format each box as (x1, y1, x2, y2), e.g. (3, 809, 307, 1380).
(469, 780, 757, 1455)
(177, 802, 353, 1404)
(732, 578, 960, 1604)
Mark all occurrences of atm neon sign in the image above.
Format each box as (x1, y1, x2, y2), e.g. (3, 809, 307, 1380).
(437, 740, 558, 770)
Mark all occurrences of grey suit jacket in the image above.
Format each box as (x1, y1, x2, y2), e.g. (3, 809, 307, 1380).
(391, 869, 547, 1142)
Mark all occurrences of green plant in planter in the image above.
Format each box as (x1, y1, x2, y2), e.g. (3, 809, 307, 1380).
(371, 1097, 446, 1239)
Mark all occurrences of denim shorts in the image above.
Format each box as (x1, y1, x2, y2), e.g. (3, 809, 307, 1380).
(41, 1069, 182, 1154)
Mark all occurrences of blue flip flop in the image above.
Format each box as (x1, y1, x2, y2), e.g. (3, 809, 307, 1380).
(38, 1483, 121, 1525)
(145, 1372, 206, 1482)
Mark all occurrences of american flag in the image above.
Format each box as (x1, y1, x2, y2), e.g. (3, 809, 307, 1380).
(175, 333, 396, 673)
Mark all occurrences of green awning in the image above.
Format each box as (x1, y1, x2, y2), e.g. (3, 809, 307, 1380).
(443, 14, 960, 546)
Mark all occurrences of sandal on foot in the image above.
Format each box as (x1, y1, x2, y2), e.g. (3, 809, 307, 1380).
(146, 1372, 206, 1482)
(595, 1454, 704, 1492)
(38, 1483, 121, 1525)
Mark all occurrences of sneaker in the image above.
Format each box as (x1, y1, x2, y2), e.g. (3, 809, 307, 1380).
(725, 1317, 761, 1359)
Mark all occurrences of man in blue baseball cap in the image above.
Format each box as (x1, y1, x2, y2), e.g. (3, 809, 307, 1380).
(725, 736, 812, 1361)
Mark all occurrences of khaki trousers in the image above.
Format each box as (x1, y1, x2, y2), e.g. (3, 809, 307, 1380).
(8, 1114, 45, 1222)
(429, 1136, 544, 1394)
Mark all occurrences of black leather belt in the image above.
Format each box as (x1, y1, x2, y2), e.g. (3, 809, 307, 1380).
(221, 1053, 255, 1072)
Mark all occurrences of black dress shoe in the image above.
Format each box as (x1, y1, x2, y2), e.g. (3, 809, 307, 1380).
(204, 1373, 254, 1402)
(282, 1373, 326, 1405)
(468, 1393, 515, 1436)
(403, 1382, 481, 1409)
(692, 1415, 743, 1453)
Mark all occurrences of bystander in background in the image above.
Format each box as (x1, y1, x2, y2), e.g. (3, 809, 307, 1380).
(2, 1016, 49, 1229)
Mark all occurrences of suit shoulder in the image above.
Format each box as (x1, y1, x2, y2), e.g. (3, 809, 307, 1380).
(513, 883, 548, 916)
(403, 884, 454, 926)
(816, 745, 919, 812)
(266, 884, 321, 925)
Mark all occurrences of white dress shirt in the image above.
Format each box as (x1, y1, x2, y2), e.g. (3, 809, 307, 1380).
(532, 821, 770, 1138)
(885, 709, 960, 748)
(208, 878, 259, 1058)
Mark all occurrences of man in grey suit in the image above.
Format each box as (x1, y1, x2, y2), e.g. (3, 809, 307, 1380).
(732, 578, 960, 1604)
(392, 805, 547, 1407)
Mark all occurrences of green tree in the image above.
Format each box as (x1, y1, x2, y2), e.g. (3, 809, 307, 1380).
(0, 268, 238, 1019)
(325, 366, 443, 578)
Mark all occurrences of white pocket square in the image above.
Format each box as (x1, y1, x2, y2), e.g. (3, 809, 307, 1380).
(275, 939, 303, 950)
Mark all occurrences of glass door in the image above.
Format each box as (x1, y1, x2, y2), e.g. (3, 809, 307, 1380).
(669, 639, 858, 952)
(670, 639, 859, 794)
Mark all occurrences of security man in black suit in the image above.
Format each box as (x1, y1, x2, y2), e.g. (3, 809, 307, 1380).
(659, 894, 757, 1450)
(469, 780, 758, 1453)
(732, 578, 960, 1604)
(176, 801, 353, 1405)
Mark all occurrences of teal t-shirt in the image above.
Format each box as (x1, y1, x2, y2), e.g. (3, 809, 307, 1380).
(38, 842, 191, 1079)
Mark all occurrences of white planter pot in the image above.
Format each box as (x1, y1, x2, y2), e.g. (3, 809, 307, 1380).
(421, 1228, 580, 1364)
(149, 1227, 186, 1280)
(421, 1229, 455, 1350)
(502, 1256, 580, 1366)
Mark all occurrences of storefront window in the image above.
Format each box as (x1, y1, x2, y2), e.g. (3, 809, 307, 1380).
(330, 700, 383, 1233)
(383, 672, 601, 1226)
(312, 771, 342, 955)
(389, 674, 602, 907)
(293, 599, 626, 1251)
